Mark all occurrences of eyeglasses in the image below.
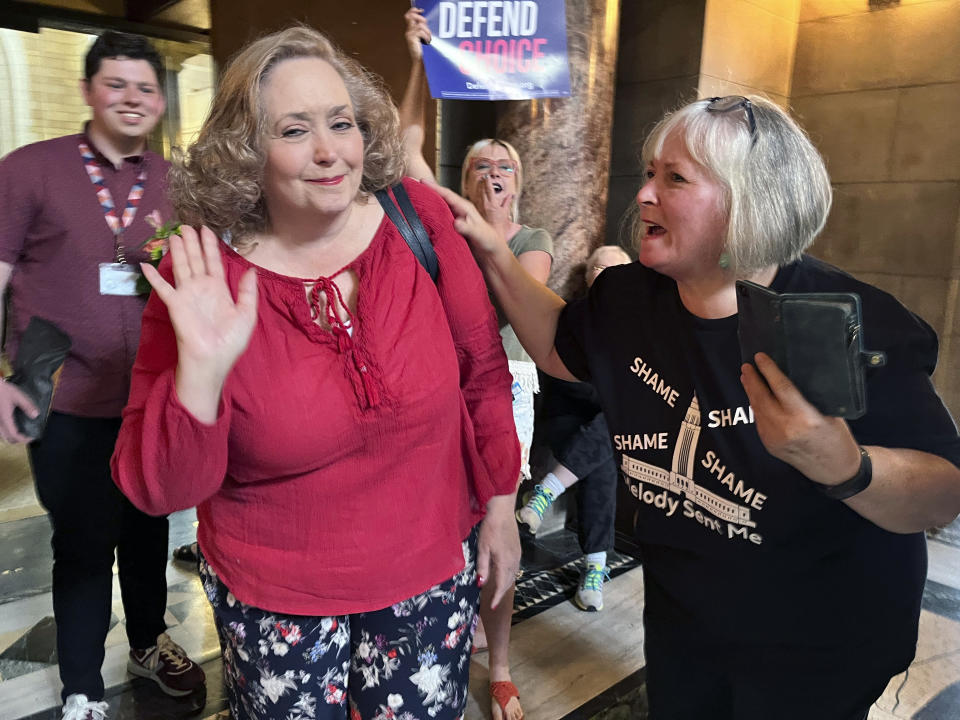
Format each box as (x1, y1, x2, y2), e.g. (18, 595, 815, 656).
(470, 157, 518, 176)
(706, 96, 757, 145)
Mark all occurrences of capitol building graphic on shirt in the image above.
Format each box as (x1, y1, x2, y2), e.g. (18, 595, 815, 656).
(620, 394, 757, 528)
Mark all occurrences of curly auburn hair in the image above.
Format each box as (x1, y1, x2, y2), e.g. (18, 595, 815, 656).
(169, 25, 404, 249)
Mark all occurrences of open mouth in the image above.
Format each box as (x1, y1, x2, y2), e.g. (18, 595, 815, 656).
(646, 223, 665, 236)
(491, 182, 503, 193)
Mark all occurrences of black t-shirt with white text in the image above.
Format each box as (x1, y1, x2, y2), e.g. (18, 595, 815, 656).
(556, 255, 960, 673)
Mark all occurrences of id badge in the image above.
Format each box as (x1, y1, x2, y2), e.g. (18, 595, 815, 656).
(99, 263, 142, 296)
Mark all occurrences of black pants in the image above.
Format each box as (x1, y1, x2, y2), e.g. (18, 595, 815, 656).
(644, 596, 892, 720)
(545, 405, 617, 555)
(29, 412, 169, 702)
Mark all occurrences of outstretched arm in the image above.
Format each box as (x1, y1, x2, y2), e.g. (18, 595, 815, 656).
(399, 6, 437, 183)
(418, 182, 522, 610)
(436, 186, 576, 381)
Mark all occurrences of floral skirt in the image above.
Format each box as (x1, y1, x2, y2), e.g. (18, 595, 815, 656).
(199, 527, 480, 720)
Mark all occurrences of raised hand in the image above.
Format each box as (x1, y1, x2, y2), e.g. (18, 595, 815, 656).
(141, 225, 258, 423)
(474, 176, 515, 228)
(404, 6, 432, 60)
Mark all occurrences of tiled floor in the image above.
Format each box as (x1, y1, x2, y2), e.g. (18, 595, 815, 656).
(2, 442, 959, 719)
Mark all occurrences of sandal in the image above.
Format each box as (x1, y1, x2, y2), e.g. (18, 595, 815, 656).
(490, 680, 523, 720)
(172, 542, 199, 564)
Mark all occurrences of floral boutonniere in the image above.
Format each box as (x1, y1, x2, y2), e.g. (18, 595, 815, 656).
(136, 210, 180, 295)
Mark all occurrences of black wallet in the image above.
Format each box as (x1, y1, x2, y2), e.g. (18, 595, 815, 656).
(7, 317, 71, 439)
(735, 280, 885, 419)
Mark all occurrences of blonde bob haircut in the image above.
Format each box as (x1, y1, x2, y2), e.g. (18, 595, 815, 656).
(169, 25, 404, 249)
(460, 138, 523, 223)
(635, 95, 832, 275)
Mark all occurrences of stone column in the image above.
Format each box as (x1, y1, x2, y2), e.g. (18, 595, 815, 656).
(495, 0, 621, 298)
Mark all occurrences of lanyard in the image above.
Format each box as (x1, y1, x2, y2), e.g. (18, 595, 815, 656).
(79, 141, 147, 264)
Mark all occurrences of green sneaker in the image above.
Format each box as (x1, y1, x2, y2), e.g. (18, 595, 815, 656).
(515, 484, 556, 534)
(574, 564, 610, 612)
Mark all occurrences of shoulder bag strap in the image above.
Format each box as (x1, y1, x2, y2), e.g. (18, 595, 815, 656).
(374, 183, 439, 283)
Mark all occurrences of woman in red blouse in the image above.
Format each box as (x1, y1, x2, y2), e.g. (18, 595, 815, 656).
(111, 26, 521, 720)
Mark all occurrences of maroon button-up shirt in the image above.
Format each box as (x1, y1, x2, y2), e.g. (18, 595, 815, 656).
(0, 131, 172, 417)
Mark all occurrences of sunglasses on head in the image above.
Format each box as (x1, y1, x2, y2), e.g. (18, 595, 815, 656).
(706, 96, 757, 145)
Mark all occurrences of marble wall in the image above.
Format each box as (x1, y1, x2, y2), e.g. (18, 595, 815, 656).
(792, 0, 960, 415)
(606, 0, 706, 248)
(496, 0, 622, 297)
(210, 0, 408, 95)
(699, 0, 800, 105)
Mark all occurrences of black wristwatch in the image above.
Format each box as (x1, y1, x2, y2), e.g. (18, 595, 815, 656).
(813, 446, 872, 500)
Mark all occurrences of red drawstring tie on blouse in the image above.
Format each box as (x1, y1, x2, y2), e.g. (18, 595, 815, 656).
(308, 276, 380, 409)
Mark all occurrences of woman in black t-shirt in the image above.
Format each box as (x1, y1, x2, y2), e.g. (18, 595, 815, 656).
(437, 95, 960, 720)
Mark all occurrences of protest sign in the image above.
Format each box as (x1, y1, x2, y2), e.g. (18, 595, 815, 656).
(417, 0, 571, 100)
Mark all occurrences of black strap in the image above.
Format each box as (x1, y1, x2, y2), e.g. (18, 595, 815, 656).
(374, 183, 439, 282)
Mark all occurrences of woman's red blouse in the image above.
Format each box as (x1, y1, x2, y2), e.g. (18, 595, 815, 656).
(112, 179, 520, 615)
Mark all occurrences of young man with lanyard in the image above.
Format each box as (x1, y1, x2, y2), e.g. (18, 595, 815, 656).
(0, 31, 203, 719)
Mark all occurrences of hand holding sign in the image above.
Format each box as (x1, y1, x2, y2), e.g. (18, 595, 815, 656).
(417, 0, 571, 100)
(405, 5, 432, 60)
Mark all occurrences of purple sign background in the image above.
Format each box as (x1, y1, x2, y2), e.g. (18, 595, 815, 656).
(416, 0, 571, 101)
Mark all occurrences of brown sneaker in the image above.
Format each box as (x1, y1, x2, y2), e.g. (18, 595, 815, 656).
(128, 632, 205, 696)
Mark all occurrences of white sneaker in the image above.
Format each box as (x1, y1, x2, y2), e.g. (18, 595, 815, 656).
(61, 694, 109, 720)
(574, 564, 610, 612)
(515, 484, 556, 535)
